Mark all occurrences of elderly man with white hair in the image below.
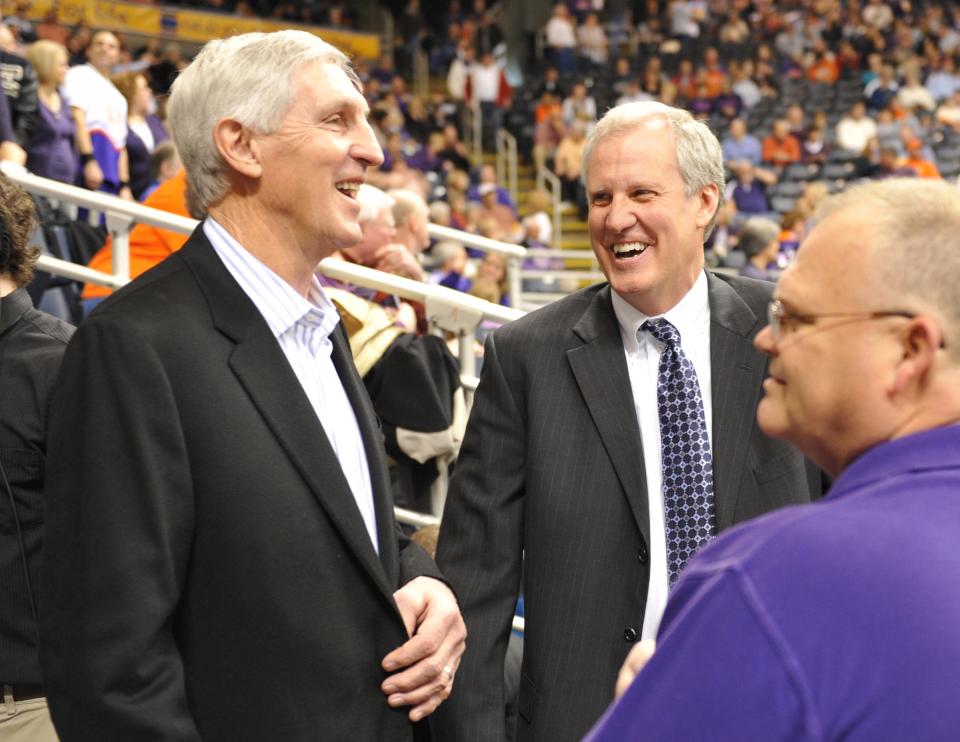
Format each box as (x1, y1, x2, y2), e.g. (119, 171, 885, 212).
(40, 30, 464, 742)
(587, 178, 960, 741)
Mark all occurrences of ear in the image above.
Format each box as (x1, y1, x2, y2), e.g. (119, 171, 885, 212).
(695, 182, 720, 230)
(890, 316, 941, 395)
(212, 118, 262, 181)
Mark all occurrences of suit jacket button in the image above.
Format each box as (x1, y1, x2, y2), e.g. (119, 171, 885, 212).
(623, 627, 639, 643)
(637, 545, 649, 564)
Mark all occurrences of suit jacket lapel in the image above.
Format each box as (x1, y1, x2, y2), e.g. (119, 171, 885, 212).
(568, 287, 651, 546)
(177, 228, 396, 599)
(329, 323, 400, 587)
(707, 272, 767, 530)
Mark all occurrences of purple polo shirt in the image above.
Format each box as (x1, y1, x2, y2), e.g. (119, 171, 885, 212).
(585, 424, 960, 741)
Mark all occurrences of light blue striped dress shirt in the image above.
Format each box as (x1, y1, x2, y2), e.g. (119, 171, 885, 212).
(204, 217, 379, 553)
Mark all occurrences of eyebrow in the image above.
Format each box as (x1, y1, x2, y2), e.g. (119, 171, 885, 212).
(319, 95, 369, 118)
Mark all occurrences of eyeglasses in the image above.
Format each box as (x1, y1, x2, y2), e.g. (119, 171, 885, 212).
(767, 299, 925, 344)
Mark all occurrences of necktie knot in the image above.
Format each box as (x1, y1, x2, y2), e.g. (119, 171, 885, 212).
(642, 318, 681, 348)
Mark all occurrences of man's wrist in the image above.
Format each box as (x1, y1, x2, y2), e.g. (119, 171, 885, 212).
(80, 152, 94, 166)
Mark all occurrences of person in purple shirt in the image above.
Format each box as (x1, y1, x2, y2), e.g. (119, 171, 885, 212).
(586, 178, 960, 742)
(24, 40, 77, 184)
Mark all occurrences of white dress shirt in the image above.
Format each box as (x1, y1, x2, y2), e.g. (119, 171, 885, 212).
(204, 218, 379, 553)
(611, 271, 713, 640)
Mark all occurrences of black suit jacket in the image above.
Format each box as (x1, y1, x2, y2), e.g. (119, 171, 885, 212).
(40, 226, 441, 741)
(434, 273, 822, 742)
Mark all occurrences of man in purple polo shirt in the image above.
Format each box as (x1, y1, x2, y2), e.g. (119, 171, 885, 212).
(586, 177, 960, 741)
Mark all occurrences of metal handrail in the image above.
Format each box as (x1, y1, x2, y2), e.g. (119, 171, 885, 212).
(496, 128, 518, 206)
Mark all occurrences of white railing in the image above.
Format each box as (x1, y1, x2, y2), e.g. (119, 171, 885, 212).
(7, 168, 525, 375)
(427, 222, 526, 310)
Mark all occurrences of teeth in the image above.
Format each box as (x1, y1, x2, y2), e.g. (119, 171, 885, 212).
(612, 242, 648, 256)
(336, 182, 360, 195)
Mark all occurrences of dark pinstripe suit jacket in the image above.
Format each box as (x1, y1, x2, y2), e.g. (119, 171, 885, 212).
(434, 272, 822, 742)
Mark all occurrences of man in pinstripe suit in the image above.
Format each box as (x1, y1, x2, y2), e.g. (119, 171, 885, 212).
(434, 101, 821, 742)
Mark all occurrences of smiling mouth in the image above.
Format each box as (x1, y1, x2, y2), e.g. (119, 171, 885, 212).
(611, 242, 649, 259)
(335, 181, 361, 198)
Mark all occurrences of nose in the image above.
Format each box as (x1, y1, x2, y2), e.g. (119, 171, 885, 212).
(354, 120, 384, 168)
(754, 323, 776, 355)
(604, 193, 639, 233)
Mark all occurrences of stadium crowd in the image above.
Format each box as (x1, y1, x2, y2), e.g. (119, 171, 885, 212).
(2, 3, 960, 741)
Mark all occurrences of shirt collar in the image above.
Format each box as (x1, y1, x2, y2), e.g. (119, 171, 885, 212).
(828, 424, 960, 501)
(0, 287, 32, 337)
(203, 217, 340, 342)
(611, 270, 710, 353)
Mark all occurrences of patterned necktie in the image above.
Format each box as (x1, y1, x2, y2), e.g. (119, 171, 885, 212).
(642, 318, 716, 583)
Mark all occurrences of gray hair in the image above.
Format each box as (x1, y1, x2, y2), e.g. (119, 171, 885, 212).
(581, 101, 725, 237)
(738, 216, 781, 258)
(431, 240, 466, 264)
(357, 184, 395, 226)
(389, 188, 428, 226)
(167, 30, 360, 212)
(816, 178, 960, 358)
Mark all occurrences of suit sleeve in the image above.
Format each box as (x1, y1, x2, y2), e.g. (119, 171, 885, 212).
(583, 569, 812, 742)
(40, 319, 201, 741)
(432, 332, 527, 742)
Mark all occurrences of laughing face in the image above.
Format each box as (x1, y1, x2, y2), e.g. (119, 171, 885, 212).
(253, 61, 383, 261)
(586, 119, 718, 316)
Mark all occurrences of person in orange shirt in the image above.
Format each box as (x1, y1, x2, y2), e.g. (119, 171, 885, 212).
(902, 138, 941, 179)
(81, 167, 190, 311)
(762, 119, 802, 166)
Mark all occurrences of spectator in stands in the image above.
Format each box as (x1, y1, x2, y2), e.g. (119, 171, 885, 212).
(467, 250, 508, 305)
(862, 0, 895, 31)
(561, 81, 597, 130)
(142, 139, 181, 198)
(806, 42, 840, 84)
(577, 12, 609, 71)
(925, 55, 960, 103)
(936, 90, 960, 132)
(431, 240, 471, 292)
(554, 119, 587, 216)
(445, 42, 473, 104)
(476, 182, 522, 242)
(534, 64, 565, 100)
(466, 50, 510, 151)
(64, 30, 131, 198)
(544, 3, 577, 74)
(587, 178, 960, 742)
(730, 61, 762, 109)
(24, 38, 76, 184)
(836, 101, 877, 154)
(406, 131, 446, 175)
(146, 41, 186, 97)
(0, 172, 73, 742)
(726, 161, 776, 220)
(686, 82, 715, 120)
(865, 64, 899, 111)
(112, 70, 170, 200)
(391, 187, 431, 257)
(736, 215, 780, 281)
(874, 145, 918, 179)
(0, 24, 36, 165)
(785, 103, 807, 143)
(437, 122, 470, 172)
(43, 31, 464, 742)
(712, 78, 743, 123)
(468, 163, 515, 213)
(901, 137, 941, 179)
(897, 68, 936, 112)
(617, 79, 649, 107)
(435, 100, 821, 742)
(802, 126, 830, 165)
(762, 118, 802, 166)
(533, 106, 565, 174)
(523, 188, 553, 247)
(722, 117, 762, 168)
